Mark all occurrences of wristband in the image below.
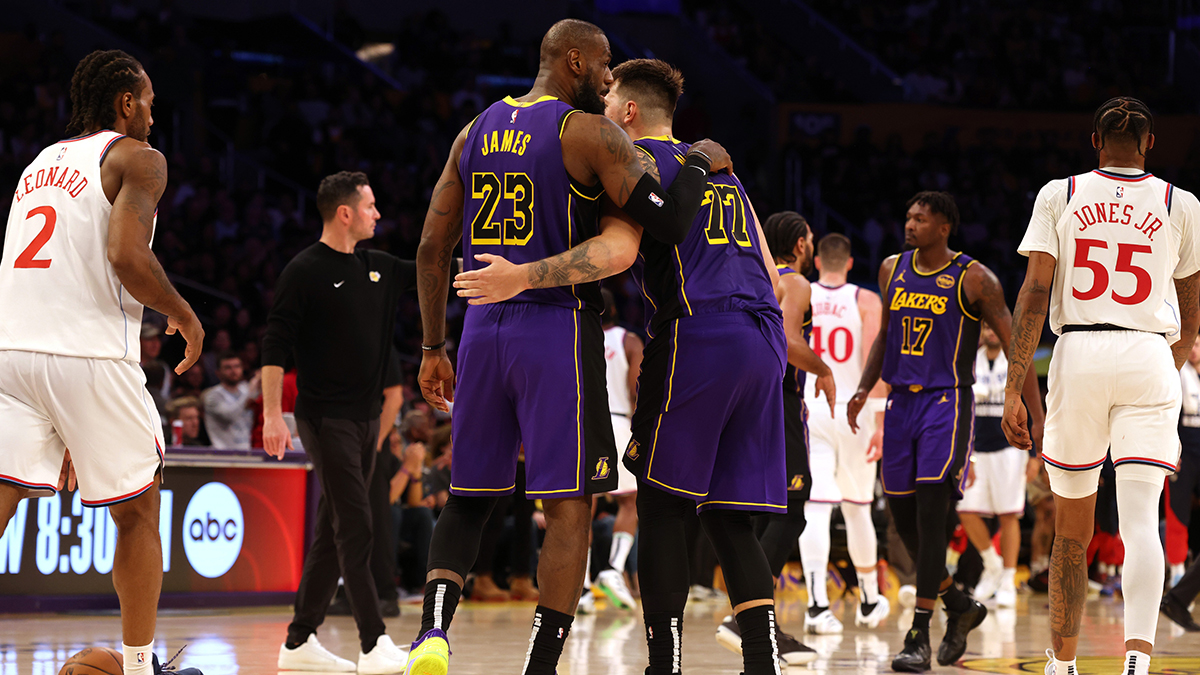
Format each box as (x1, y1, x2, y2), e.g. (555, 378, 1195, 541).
(687, 149, 712, 165)
(421, 341, 446, 351)
(683, 152, 712, 174)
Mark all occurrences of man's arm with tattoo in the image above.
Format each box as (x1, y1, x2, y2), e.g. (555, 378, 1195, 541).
(1002, 252, 1056, 450)
(1173, 271, 1200, 370)
(106, 140, 203, 373)
(416, 130, 467, 411)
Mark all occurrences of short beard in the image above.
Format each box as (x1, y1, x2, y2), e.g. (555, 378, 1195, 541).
(574, 77, 606, 115)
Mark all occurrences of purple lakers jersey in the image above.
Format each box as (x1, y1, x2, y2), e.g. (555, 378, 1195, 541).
(777, 264, 813, 394)
(881, 251, 980, 390)
(460, 96, 604, 311)
(632, 136, 779, 338)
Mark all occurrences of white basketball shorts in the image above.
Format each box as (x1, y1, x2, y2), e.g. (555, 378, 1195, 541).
(1042, 330, 1181, 499)
(957, 447, 1028, 515)
(806, 401, 878, 504)
(0, 350, 164, 505)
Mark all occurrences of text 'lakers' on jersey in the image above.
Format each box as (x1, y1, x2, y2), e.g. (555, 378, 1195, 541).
(882, 251, 980, 390)
(631, 136, 779, 338)
(778, 264, 812, 395)
(804, 282, 863, 403)
(459, 96, 604, 312)
(1019, 168, 1200, 340)
(0, 130, 150, 362)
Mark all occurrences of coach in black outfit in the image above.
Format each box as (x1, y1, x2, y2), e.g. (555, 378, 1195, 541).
(263, 171, 415, 673)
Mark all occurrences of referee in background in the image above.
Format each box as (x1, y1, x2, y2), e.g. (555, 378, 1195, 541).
(263, 171, 416, 674)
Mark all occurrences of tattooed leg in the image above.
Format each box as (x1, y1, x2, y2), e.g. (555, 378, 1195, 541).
(1049, 493, 1096, 660)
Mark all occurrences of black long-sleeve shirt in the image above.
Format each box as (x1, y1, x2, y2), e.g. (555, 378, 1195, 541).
(262, 242, 416, 421)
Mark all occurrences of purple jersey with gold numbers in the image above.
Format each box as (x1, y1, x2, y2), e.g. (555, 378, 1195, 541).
(459, 96, 603, 312)
(881, 251, 981, 391)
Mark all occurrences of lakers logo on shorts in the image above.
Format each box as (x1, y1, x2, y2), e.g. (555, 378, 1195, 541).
(625, 438, 640, 461)
(592, 457, 611, 481)
(936, 274, 955, 289)
(789, 475, 806, 491)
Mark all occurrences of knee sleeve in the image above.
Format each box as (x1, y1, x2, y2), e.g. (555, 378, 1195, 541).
(799, 501, 833, 572)
(757, 496, 807, 578)
(637, 484, 694, 614)
(427, 494, 501, 578)
(1116, 472, 1166, 645)
(841, 502, 878, 569)
(699, 509, 775, 607)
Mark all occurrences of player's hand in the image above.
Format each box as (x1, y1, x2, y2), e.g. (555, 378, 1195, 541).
(420, 349, 456, 412)
(847, 389, 869, 433)
(1001, 391, 1032, 451)
(1026, 455, 1043, 482)
(689, 139, 732, 174)
(57, 449, 76, 492)
(815, 372, 836, 417)
(167, 312, 205, 375)
(262, 412, 294, 460)
(866, 428, 883, 463)
(454, 254, 529, 305)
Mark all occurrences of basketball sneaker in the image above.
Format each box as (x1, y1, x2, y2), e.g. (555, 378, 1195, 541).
(936, 599, 987, 666)
(153, 651, 205, 675)
(993, 583, 1017, 608)
(898, 584, 917, 608)
(855, 596, 891, 628)
(577, 589, 596, 615)
(277, 634, 356, 672)
(595, 569, 636, 610)
(891, 628, 931, 672)
(972, 566, 1002, 601)
(357, 635, 408, 675)
(1044, 648, 1078, 675)
(714, 615, 815, 666)
(804, 606, 843, 635)
(405, 629, 449, 675)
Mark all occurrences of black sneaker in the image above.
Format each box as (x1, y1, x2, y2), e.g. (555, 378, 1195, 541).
(937, 599, 987, 666)
(1161, 595, 1200, 631)
(1028, 569, 1049, 593)
(154, 651, 203, 674)
(715, 614, 742, 656)
(327, 593, 351, 616)
(776, 627, 818, 665)
(379, 598, 401, 617)
(891, 628, 931, 672)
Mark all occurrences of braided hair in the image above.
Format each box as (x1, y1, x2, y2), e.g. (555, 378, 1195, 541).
(1094, 96, 1154, 156)
(762, 211, 809, 264)
(66, 50, 144, 136)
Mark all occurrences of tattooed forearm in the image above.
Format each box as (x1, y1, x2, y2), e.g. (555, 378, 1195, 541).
(1174, 272, 1200, 368)
(1006, 278, 1050, 393)
(526, 240, 612, 289)
(1049, 535, 1087, 651)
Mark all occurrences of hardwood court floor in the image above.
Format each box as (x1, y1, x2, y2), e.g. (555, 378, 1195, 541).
(2, 590, 1200, 674)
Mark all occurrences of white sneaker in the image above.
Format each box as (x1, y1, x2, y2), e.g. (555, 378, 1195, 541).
(974, 566, 1003, 601)
(278, 634, 356, 672)
(897, 585, 917, 609)
(855, 596, 891, 628)
(577, 589, 596, 615)
(357, 635, 408, 675)
(994, 583, 1017, 608)
(804, 607, 843, 635)
(595, 569, 637, 611)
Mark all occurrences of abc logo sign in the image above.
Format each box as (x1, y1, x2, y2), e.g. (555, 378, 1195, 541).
(182, 482, 244, 578)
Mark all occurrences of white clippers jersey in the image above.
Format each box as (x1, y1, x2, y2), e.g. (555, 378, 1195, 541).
(604, 325, 632, 415)
(1019, 167, 1200, 343)
(804, 282, 863, 404)
(0, 131, 152, 362)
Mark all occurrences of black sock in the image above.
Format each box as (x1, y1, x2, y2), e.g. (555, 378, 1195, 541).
(912, 608, 932, 632)
(734, 605, 778, 675)
(285, 635, 308, 650)
(644, 612, 683, 674)
(419, 579, 462, 639)
(939, 582, 971, 613)
(524, 605, 573, 675)
(362, 631, 383, 654)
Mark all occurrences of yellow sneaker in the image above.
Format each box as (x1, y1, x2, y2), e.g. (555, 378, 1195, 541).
(405, 629, 449, 675)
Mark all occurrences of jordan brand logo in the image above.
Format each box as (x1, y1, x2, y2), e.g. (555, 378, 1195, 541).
(894, 270, 907, 283)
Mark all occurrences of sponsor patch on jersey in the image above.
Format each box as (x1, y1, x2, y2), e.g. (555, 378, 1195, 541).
(369, 271, 381, 282)
(936, 274, 955, 289)
(648, 193, 664, 207)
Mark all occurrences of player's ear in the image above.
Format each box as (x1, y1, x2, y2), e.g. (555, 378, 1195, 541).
(626, 100, 637, 125)
(1146, 133, 1155, 152)
(814, 256, 823, 273)
(1091, 132, 1101, 151)
(846, 257, 854, 273)
(567, 47, 584, 75)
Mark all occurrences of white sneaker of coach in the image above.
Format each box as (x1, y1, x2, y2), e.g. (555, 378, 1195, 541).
(357, 635, 408, 675)
(277, 634, 357, 672)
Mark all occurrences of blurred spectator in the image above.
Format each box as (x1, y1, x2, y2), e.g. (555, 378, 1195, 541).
(140, 321, 173, 401)
(172, 364, 207, 399)
(167, 396, 210, 447)
(202, 351, 259, 449)
(386, 427, 435, 593)
(424, 424, 453, 512)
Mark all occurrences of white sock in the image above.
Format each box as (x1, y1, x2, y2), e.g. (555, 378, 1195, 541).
(1171, 563, 1186, 582)
(583, 550, 592, 589)
(1116, 476, 1165, 645)
(1000, 567, 1016, 589)
(859, 569, 880, 605)
(123, 642, 153, 675)
(609, 531, 634, 572)
(1124, 650, 1151, 675)
(980, 545, 1003, 571)
(799, 502, 833, 608)
(1052, 654, 1076, 675)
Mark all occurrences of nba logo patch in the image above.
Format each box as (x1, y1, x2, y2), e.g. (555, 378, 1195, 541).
(648, 193, 664, 207)
(56, 146, 68, 162)
(592, 457, 611, 480)
(369, 271, 381, 282)
(557, 628, 565, 638)
(137, 653, 145, 664)
(1116, 186, 1124, 198)
(510, 110, 519, 124)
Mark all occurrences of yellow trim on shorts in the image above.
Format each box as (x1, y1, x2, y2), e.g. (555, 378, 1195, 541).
(697, 500, 788, 510)
(674, 247, 693, 315)
(922, 386, 960, 483)
(524, 309, 586, 497)
(451, 483, 518, 493)
(570, 183, 600, 201)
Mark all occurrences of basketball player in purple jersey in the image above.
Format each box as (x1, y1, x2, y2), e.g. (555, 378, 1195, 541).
(412, 22, 730, 675)
(847, 192, 1045, 671)
(456, 58, 801, 675)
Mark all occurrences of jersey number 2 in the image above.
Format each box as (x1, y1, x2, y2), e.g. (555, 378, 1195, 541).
(14, 206, 56, 269)
(1072, 239, 1152, 305)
